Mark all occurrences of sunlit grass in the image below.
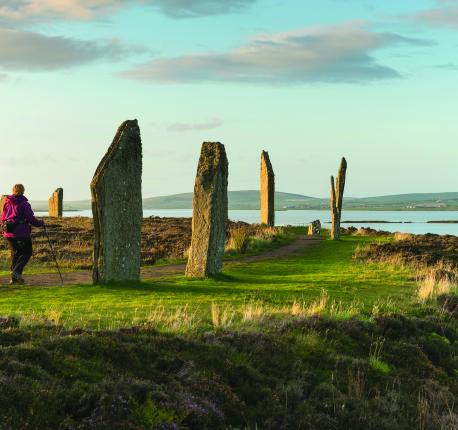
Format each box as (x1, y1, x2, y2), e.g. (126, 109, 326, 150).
(0, 234, 419, 330)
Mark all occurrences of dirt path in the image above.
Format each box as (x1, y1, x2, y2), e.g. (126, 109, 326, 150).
(0, 235, 323, 287)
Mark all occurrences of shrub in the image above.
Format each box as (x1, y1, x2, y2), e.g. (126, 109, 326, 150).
(0, 313, 456, 428)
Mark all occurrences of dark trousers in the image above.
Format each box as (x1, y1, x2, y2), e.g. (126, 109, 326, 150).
(6, 238, 33, 275)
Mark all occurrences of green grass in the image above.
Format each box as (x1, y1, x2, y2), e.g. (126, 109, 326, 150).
(0, 259, 78, 276)
(0, 234, 416, 330)
(369, 357, 391, 374)
(0, 231, 456, 428)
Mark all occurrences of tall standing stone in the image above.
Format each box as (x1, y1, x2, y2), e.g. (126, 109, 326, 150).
(330, 157, 347, 240)
(260, 150, 275, 226)
(91, 120, 142, 284)
(0, 195, 7, 215)
(48, 188, 63, 217)
(185, 142, 228, 278)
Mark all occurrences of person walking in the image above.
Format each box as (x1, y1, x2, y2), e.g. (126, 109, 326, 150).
(1, 184, 44, 284)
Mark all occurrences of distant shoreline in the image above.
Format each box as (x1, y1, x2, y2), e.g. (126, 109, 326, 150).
(28, 190, 458, 212)
(341, 221, 413, 224)
(34, 208, 458, 213)
(342, 220, 458, 224)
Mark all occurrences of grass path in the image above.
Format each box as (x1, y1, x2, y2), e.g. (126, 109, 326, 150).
(0, 234, 416, 329)
(0, 235, 322, 287)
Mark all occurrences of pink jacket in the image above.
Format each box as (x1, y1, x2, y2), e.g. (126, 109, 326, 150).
(1, 195, 44, 238)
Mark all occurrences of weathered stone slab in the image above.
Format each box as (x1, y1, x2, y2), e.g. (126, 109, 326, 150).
(185, 142, 228, 278)
(330, 157, 347, 240)
(260, 150, 275, 226)
(48, 188, 63, 217)
(308, 220, 321, 236)
(90, 120, 142, 284)
(0, 195, 7, 215)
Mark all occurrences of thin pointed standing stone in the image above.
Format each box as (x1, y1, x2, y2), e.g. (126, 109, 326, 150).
(330, 157, 347, 240)
(186, 142, 228, 278)
(48, 188, 63, 217)
(91, 120, 143, 284)
(260, 150, 275, 226)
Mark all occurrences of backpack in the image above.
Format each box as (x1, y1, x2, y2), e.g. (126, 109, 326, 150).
(1, 200, 26, 234)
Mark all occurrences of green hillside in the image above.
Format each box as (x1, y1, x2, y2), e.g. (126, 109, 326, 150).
(347, 192, 458, 210)
(143, 190, 319, 210)
(32, 200, 92, 212)
(30, 191, 458, 212)
(357, 192, 458, 203)
(142, 191, 458, 210)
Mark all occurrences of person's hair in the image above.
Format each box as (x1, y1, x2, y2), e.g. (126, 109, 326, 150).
(12, 184, 25, 196)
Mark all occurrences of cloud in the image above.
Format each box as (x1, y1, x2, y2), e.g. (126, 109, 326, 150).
(120, 23, 432, 85)
(0, 0, 121, 21)
(0, 72, 7, 80)
(411, 1, 458, 30)
(435, 63, 458, 70)
(0, 28, 136, 70)
(167, 117, 223, 132)
(0, 0, 256, 22)
(153, 0, 255, 18)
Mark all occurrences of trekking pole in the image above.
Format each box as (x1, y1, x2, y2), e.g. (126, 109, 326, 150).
(43, 224, 64, 285)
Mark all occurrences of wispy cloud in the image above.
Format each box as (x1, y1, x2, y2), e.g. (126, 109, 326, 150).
(154, 0, 255, 18)
(0, 72, 7, 80)
(435, 63, 458, 70)
(410, 0, 458, 30)
(0, 0, 119, 21)
(0, 0, 256, 22)
(0, 28, 139, 71)
(167, 117, 223, 132)
(120, 23, 433, 85)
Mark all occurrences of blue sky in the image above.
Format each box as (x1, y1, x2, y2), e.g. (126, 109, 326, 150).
(0, 0, 457, 200)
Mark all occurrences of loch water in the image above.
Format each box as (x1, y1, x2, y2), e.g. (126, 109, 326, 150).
(36, 209, 458, 236)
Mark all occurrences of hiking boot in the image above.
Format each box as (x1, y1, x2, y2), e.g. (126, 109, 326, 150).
(11, 272, 25, 285)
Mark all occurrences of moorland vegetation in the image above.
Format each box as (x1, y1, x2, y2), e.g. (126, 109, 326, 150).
(0, 217, 291, 273)
(0, 226, 456, 428)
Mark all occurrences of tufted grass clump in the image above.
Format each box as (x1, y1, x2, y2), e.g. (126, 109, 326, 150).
(226, 226, 250, 253)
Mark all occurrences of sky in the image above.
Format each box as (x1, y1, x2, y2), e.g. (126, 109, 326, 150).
(0, 0, 457, 200)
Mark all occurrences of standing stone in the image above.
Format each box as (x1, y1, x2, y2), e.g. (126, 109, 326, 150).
(308, 220, 321, 236)
(330, 157, 347, 240)
(0, 195, 7, 215)
(185, 142, 228, 278)
(91, 120, 142, 284)
(260, 150, 275, 226)
(48, 188, 63, 217)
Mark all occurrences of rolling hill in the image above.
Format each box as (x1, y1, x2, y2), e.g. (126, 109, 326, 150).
(30, 191, 458, 212)
(142, 191, 458, 210)
(143, 191, 320, 210)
